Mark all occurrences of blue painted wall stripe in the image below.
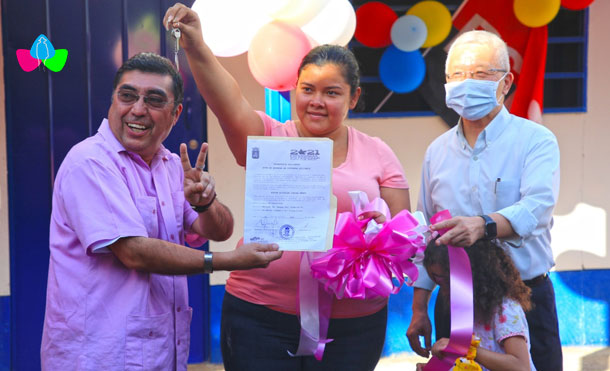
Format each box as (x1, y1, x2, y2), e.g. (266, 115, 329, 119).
(2, 269, 608, 364)
(210, 285, 224, 364)
(206, 269, 610, 363)
(553, 270, 609, 346)
(0, 295, 9, 371)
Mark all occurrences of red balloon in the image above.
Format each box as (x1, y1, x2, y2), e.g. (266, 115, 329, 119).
(354, 1, 397, 48)
(561, 0, 594, 10)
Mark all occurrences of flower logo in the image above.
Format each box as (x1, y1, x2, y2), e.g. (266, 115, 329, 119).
(16, 34, 68, 72)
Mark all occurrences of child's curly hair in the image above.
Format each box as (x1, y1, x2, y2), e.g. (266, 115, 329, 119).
(423, 239, 532, 324)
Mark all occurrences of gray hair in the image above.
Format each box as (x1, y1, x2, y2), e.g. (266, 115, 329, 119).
(445, 30, 510, 73)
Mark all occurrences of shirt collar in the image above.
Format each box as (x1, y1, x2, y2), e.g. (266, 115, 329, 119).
(483, 106, 510, 143)
(98, 118, 125, 153)
(97, 118, 170, 164)
(455, 118, 469, 150)
(455, 106, 510, 150)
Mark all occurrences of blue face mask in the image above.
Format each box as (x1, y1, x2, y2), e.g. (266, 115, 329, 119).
(445, 73, 507, 121)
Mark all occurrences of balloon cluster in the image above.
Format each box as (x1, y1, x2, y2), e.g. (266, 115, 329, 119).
(354, 1, 452, 94)
(192, 0, 356, 91)
(353, 0, 595, 94)
(513, 0, 594, 27)
(192, 0, 595, 93)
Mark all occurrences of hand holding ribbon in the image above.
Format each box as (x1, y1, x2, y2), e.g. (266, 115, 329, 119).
(424, 210, 474, 371)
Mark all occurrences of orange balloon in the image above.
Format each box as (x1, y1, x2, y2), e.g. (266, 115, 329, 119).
(514, 0, 560, 28)
(248, 21, 312, 91)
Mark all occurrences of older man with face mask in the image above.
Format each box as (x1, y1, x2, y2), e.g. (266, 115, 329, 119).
(407, 30, 562, 371)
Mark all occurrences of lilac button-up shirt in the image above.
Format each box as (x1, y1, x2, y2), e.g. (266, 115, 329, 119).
(41, 119, 204, 371)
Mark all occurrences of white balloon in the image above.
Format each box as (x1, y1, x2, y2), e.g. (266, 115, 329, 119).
(262, 0, 328, 27)
(301, 0, 356, 46)
(390, 15, 428, 52)
(192, 0, 270, 57)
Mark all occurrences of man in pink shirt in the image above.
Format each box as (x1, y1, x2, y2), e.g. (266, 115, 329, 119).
(41, 52, 282, 371)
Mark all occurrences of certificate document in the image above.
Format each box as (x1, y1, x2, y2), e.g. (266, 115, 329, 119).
(244, 136, 336, 251)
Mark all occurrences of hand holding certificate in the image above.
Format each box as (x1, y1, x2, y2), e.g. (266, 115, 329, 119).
(244, 137, 337, 251)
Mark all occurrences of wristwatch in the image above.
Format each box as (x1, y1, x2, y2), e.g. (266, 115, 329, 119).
(478, 215, 497, 240)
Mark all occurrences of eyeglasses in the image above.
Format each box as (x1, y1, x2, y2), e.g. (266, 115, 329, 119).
(115, 89, 173, 109)
(446, 68, 507, 81)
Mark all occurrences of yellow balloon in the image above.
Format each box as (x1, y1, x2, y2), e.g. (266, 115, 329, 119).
(406, 1, 452, 48)
(514, 0, 560, 28)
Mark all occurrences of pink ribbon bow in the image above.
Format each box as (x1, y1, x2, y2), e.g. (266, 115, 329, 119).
(311, 193, 426, 300)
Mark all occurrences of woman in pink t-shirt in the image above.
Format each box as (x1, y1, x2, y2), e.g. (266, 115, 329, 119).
(166, 4, 410, 370)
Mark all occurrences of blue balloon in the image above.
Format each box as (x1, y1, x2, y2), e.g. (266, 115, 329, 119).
(378, 45, 426, 94)
(30, 34, 56, 60)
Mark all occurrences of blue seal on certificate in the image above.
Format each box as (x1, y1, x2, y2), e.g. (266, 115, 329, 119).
(279, 224, 295, 240)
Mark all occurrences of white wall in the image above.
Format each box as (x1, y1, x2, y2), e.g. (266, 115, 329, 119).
(207, 0, 610, 284)
(546, 0, 610, 271)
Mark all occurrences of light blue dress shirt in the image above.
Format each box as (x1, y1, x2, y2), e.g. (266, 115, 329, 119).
(415, 106, 560, 289)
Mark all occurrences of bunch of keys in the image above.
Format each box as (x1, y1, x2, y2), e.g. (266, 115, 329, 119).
(171, 27, 181, 71)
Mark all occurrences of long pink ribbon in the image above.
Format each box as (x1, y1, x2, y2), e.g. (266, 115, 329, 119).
(289, 251, 333, 360)
(290, 194, 425, 361)
(424, 210, 474, 371)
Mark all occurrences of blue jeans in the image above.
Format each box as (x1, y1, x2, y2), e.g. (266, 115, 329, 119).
(221, 292, 387, 371)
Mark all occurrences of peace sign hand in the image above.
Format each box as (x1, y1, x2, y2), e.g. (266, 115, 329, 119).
(180, 142, 216, 207)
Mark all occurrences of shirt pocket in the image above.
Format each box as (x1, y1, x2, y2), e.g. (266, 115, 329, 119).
(176, 307, 193, 370)
(124, 311, 173, 371)
(494, 179, 520, 211)
(135, 196, 159, 238)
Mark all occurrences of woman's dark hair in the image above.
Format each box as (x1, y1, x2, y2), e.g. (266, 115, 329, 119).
(423, 239, 532, 324)
(298, 45, 363, 110)
(113, 52, 184, 108)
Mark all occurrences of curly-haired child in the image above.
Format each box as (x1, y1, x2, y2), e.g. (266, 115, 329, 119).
(417, 239, 536, 371)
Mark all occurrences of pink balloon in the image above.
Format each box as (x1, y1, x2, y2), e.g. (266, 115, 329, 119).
(248, 21, 312, 91)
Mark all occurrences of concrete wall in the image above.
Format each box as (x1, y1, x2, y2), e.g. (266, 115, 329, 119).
(546, 1, 610, 271)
